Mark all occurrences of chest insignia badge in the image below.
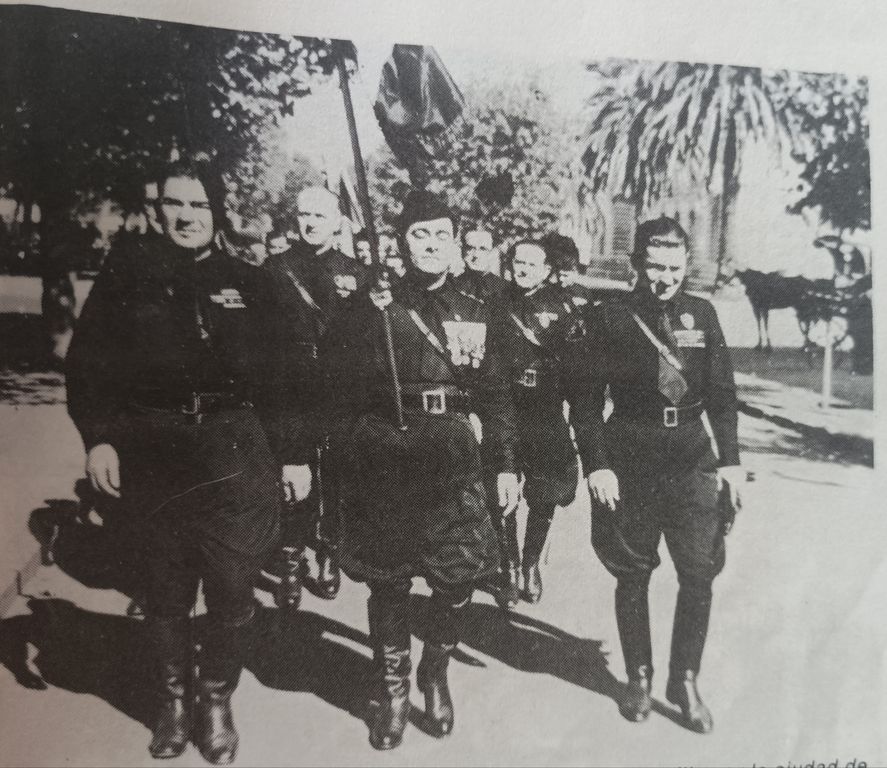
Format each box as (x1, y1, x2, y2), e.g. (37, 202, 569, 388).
(210, 288, 246, 309)
(680, 312, 695, 329)
(535, 311, 558, 329)
(333, 274, 357, 293)
(442, 320, 487, 368)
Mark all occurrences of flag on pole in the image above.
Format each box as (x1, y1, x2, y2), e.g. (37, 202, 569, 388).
(374, 45, 466, 168)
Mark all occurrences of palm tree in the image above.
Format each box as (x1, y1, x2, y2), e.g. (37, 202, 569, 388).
(583, 60, 789, 283)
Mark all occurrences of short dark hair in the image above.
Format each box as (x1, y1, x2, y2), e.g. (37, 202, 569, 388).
(540, 232, 580, 273)
(396, 189, 458, 236)
(156, 154, 226, 230)
(631, 216, 689, 270)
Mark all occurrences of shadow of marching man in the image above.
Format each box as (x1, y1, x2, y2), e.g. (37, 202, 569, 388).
(0, 598, 154, 726)
(28, 479, 147, 615)
(409, 595, 638, 715)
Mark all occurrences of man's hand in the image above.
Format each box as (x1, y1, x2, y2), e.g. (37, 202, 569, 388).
(281, 464, 312, 503)
(716, 465, 744, 511)
(587, 469, 619, 511)
(86, 443, 121, 498)
(497, 472, 520, 517)
(369, 277, 393, 311)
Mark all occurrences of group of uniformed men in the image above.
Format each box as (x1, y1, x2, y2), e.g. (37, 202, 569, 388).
(65, 155, 744, 764)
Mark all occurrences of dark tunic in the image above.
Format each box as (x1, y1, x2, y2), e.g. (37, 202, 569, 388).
(452, 267, 508, 307)
(324, 273, 518, 587)
(504, 281, 583, 509)
(66, 238, 307, 556)
(569, 287, 740, 581)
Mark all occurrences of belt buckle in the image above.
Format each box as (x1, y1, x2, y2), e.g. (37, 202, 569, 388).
(663, 406, 678, 427)
(422, 388, 446, 414)
(182, 392, 203, 425)
(520, 368, 538, 388)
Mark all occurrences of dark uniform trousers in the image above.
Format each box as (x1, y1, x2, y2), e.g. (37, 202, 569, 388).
(591, 416, 726, 675)
(117, 405, 280, 680)
(336, 407, 493, 653)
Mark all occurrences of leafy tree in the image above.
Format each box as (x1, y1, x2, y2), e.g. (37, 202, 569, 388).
(582, 60, 786, 280)
(368, 77, 581, 244)
(0, 5, 337, 245)
(582, 59, 870, 279)
(769, 71, 870, 233)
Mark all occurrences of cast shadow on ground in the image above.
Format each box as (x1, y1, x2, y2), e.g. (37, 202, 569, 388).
(28, 493, 147, 601)
(408, 594, 686, 729)
(0, 598, 154, 726)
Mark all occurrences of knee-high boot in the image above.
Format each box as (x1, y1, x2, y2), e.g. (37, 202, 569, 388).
(417, 586, 471, 737)
(493, 511, 521, 609)
(666, 577, 714, 734)
(615, 576, 654, 723)
(367, 583, 411, 751)
(145, 615, 192, 759)
(522, 503, 555, 603)
(195, 605, 254, 765)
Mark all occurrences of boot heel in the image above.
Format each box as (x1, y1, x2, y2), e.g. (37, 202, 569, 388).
(417, 644, 455, 738)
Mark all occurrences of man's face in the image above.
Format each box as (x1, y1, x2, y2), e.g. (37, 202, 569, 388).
(463, 229, 495, 273)
(640, 242, 688, 301)
(404, 217, 455, 276)
(158, 176, 214, 250)
(512, 243, 551, 290)
(355, 239, 372, 265)
(297, 189, 340, 248)
(267, 235, 290, 257)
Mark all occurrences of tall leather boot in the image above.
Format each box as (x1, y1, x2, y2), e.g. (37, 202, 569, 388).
(146, 616, 192, 759)
(418, 587, 471, 737)
(666, 577, 714, 733)
(367, 584, 411, 751)
(495, 512, 521, 610)
(275, 544, 304, 611)
(315, 545, 341, 600)
(615, 576, 654, 722)
(521, 504, 555, 604)
(195, 606, 254, 765)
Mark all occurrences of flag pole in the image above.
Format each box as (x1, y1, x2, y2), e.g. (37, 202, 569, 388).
(334, 41, 406, 430)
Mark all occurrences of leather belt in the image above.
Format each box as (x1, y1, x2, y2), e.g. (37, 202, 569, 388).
(513, 366, 558, 389)
(395, 385, 471, 415)
(617, 401, 704, 428)
(129, 391, 253, 423)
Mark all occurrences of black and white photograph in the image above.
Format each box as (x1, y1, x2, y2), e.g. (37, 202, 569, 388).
(0, 1, 881, 766)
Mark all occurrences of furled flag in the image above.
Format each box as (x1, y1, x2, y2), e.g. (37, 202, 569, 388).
(374, 45, 466, 169)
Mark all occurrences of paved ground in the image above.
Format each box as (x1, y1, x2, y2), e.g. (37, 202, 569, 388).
(0, 405, 882, 768)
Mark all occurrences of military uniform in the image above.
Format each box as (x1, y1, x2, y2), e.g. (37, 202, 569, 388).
(570, 285, 738, 728)
(501, 279, 583, 603)
(324, 268, 517, 748)
(264, 239, 370, 601)
(452, 266, 508, 306)
(66, 236, 307, 755)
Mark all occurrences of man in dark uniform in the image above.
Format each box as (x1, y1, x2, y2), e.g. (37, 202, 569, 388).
(66, 157, 312, 765)
(452, 225, 508, 305)
(324, 190, 519, 750)
(264, 185, 370, 602)
(571, 216, 744, 733)
(495, 239, 583, 608)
